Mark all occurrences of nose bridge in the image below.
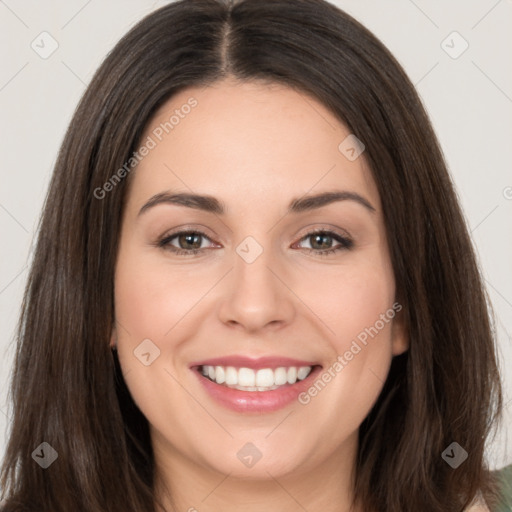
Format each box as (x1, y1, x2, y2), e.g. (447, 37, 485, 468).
(235, 236, 274, 294)
(217, 234, 294, 331)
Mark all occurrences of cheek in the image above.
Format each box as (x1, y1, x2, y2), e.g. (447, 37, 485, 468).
(113, 249, 212, 343)
(297, 253, 396, 351)
(294, 258, 396, 416)
(112, 247, 229, 412)
(112, 251, 200, 428)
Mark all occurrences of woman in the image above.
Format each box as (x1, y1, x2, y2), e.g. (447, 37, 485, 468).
(0, 0, 507, 510)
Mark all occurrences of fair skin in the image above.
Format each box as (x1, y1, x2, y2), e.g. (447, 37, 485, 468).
(112, 78, 408, 512)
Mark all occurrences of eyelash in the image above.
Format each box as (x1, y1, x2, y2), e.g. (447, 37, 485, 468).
(157, 228, 353, 257)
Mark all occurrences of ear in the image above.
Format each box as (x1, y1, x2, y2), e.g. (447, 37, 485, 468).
(390, 303, 408, 356)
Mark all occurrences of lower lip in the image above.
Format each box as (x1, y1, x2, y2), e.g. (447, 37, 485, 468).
(193, 366, 322, 413)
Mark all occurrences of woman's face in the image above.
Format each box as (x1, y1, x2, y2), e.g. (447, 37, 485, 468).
(113, 78, 407, 481)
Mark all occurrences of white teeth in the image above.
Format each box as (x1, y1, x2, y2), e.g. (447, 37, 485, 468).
(287, 367, 297, 384)
(215, 366, 225, 384)
(297, 366, 311, 380)
(200, 364, 313, 391)
(256, 368, 274, 387)
(238, 367, 256, 387)
(274, 367, 288, 385)
(225, 366, 238, 385)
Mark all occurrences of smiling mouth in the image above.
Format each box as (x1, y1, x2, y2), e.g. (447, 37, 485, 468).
(198, 364, 318, 392)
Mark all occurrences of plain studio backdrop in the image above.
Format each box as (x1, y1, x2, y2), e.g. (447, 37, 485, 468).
(0, 0, 511, 471)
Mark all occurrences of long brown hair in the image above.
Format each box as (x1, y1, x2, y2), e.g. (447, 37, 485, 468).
(0, 0, 503, 510)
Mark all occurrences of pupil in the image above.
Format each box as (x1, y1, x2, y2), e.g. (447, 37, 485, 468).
(179, 233, 201, 249)
(311, 234, 332, 250)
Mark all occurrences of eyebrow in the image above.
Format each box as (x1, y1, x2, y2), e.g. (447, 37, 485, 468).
(138, 190, 376, 216)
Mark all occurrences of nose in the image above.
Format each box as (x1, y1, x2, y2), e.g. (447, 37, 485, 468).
(217, 239, 296, 333)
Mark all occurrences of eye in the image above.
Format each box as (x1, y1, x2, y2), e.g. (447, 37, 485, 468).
(294, 229, 353, 256)
(158, 230, 217, 256)
(156, 228, 353, 257)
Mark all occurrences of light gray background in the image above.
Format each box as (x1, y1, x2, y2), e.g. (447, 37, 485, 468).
(1, 0, 511, 470)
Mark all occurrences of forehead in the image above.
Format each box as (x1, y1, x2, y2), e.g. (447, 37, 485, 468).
(128, 78, 380, 214)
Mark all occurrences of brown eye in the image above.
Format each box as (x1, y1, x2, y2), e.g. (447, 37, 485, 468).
(295, 230, 353, 256)
(309, 233, 335, 250)
(158, 230, 217, 256)
(176, 232, 203, 250)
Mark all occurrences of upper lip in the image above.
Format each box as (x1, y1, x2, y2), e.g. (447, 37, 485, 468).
(190, 355, 321, 370)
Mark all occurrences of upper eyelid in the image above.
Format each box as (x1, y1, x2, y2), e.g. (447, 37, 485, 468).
(159, 225, 217, 242)
(295, 226, 351, 240)
(159, 230, 218, 248)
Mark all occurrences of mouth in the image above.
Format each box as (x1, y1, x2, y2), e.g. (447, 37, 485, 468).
(199, 364, 314, 391)
(190, 357, 322, 413)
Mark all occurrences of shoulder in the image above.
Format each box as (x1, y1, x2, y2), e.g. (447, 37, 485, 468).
(465, 502, 491, 512)
(464, 491, 492, 511)
(491, 463, 512, 512)
(465, 464, 512, 512)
